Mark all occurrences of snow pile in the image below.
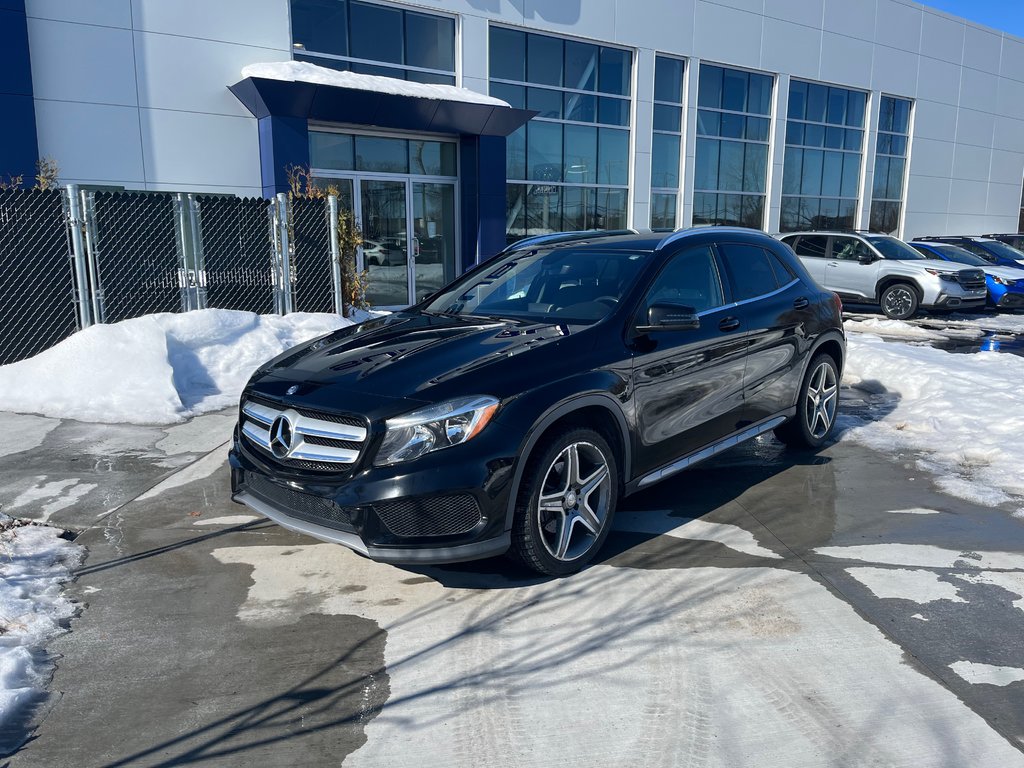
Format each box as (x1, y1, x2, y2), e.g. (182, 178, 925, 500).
(842, 333, 1024, 510)
(0, 310, 360, 425)
(241, 61, 510, 107)
(0, 519, 82, 735)
(843, 317, 947, 341)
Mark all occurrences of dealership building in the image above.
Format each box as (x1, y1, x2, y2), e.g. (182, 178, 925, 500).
(3, 0, 1024, 305)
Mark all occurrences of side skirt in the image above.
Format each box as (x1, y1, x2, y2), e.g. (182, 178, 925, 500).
(626, 412, 793, 495)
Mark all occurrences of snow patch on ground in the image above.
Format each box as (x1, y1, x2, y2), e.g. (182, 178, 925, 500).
(192, 515, 259, 527)
(888, 507, 942, 515)
(7, 478, 98, 525)
(0, 310, 363, 425)
(953, 571, 1024, 615)
(846, 567, 966, 604)
(136, 448, 227, 501)
(241, 61, 509, 107)
(814, 543, 1024, 570)
(841, 332, 1024, 510)
(0, 415, 59, 459)
(949, 661, 1024, 687)
(0, 521, 82, 739)
(844, 317, 947, 340)
(613, 511, 783, 559)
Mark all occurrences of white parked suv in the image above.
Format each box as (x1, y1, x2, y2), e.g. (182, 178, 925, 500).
(778, 231, 987, 319)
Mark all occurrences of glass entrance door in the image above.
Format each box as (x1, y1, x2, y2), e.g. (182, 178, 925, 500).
(361, 179, 410, 307)
(412, 182, 457, 303)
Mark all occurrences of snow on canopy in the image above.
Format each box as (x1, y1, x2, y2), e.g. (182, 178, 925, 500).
(241, 61, 510, 107)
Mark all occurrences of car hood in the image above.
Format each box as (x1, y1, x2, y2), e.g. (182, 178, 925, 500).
(249, 311, 593, 417)
(894, 258, 973, 272)
(984, 264, 1024, 280)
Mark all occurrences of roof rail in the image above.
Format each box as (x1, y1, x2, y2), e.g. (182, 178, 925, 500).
(499, 229, 639, 254)
(654, 225, 768, 251)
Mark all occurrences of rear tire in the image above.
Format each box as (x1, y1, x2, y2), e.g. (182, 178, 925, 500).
(509, 428, 619, 576)
(774, 354, 840, 449)
(880, 283, 919, 320)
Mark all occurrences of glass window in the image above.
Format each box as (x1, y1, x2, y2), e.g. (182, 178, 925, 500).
(565, 41, 598, 91)
(651, 192, 677, 229)
(355, 135, 409, 173)
(869, 96, 912, 234)
(831, 236, 871, 261)
(310, 131, 354, 170)
(693, 63, 772, 228)
(643, 246, 724, 314)
(409, 140, 457, 176)
(792, 235, 829, 258)
(291, 0, 348, 57)
(654, 104, 682, 132)
(292, 1, 456, 82)
(528, 33, 564, 87)
(349, 1, 402, 64)
(652, 133, 680, 189)
(405, 12, 455, 72)
(492, 27, 633, 238)
(719, 243, 780, 301)
(490, 27, 526, 81)
(654, 57, 684, 103)
(781, 80, 869, 233)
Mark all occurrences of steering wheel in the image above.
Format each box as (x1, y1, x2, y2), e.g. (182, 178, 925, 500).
(594, 296, 619, 307)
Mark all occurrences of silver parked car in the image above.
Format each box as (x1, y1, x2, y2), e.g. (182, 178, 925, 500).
(777, 231, 987, 319)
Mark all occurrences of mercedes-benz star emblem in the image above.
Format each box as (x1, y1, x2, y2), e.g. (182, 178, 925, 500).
(269, 414, 294, 459)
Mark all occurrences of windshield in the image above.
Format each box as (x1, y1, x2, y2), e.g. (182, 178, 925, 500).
(864, 235, 925, 260)
(920, 244, 990, 267)
(423, 247, 651, 324)
(978, 240, 1024, 261)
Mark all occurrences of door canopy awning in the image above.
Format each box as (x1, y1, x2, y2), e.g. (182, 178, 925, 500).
(230, 61, 535, 137)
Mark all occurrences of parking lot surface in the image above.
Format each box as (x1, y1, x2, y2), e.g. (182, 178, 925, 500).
(3, 315, 1024, 766)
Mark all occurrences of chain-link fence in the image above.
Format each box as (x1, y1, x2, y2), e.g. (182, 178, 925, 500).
(0, 187, 344, 366)
(0, 189, 79, 365)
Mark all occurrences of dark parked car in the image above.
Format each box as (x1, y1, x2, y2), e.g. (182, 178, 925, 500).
(912, 236, 1024, 269)
(983, 233, 1024, 251)
(230, 228, 845, 575)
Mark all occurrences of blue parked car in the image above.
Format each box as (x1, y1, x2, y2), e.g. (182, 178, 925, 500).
(913, 236, 1024, 269)
(912, 240, 1024, 309)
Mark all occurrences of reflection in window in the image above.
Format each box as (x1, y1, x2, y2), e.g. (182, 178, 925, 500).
(310, 131, 457, 178)
(651, 55, 684, 229)
(490, 25, 632, 243)
(290, 0, 456, 85)
(780, 80, 867, 232)
(694, 64, 773, 229)
(869, 96, 912, 235)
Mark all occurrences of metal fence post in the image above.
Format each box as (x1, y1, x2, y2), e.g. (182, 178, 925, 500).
(79, 189, 105, 324)
(327, 195, 344, 316)
(188, 194, 208, 310)
(64, 184, 93, 329)
(173, 193, 200, 312)
(275, 192, 294, 314)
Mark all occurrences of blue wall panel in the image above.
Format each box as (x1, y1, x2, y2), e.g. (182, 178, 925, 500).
(258, 115, 310, 198)
(0, 1, 39, 182)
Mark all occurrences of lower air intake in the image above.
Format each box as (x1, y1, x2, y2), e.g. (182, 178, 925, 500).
(374, 495, 482, 538)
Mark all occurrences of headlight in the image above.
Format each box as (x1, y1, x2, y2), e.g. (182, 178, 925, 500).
(992, 275, 1022, 286)
(375, 396, 500, 466)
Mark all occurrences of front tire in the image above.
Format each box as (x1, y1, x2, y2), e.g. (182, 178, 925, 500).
(880, 283, 919, 320)
(774, 354, 840, 449)
(510, 428, 619, 576)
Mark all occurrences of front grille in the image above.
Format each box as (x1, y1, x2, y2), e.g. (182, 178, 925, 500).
(956, 269, 986, 289)
(245, 472, 355, 532)
(240, 396, 368, 470)
(373, 495, 482, 538)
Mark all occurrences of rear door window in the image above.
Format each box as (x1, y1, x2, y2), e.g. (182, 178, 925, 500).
(792, 235, 830, 259)
(718, 243, 782, 302)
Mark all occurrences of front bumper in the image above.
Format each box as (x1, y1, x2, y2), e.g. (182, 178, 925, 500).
(932, 290, 986, 309)
(228, 423, 518, 565)
(995, 290, 1024, 308)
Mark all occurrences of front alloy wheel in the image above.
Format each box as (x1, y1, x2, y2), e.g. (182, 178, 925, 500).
(880, 283, 919, 320)
(511, 428, 619, 576)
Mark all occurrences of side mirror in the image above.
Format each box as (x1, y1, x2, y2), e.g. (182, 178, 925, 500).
(637, 302, 700, 332)
(858, 252, 878, 265)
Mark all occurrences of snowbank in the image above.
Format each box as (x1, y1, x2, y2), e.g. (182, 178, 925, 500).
(0, 520, 82, 739)
(843, 317, 947, 341)
(241, 61, 510, 107)
(842, 333, 1024, 511)
(0, 310, 360, 425)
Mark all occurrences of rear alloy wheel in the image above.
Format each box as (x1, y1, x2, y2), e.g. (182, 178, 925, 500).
(510, 428, 619, 576)
(880, 283, 919, 320)
(774, 354, 839, 449)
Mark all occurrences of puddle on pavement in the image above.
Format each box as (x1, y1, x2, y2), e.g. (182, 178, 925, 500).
(925, 331, 1024, 357)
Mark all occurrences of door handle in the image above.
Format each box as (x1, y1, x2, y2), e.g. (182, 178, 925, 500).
(793, 297, 810, 310)
(718, 317, 740, 332)
(827, 261, 839, 267)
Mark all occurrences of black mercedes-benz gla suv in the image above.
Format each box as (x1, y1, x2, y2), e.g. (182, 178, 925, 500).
(230, 228, 845, 575)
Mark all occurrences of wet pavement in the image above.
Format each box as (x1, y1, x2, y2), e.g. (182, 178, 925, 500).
(2, 332, 1024, 764)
